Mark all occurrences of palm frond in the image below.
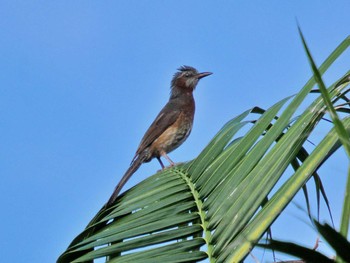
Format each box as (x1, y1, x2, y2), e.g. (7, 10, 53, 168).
(58, 36, 350, 263)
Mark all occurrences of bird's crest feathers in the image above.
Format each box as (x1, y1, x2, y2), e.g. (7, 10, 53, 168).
(177, 65, 197, 72)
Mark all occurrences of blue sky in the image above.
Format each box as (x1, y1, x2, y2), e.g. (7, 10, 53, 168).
(1, 1, 349, 262)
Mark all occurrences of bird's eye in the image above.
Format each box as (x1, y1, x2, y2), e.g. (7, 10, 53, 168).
(185, 72, 190, 77)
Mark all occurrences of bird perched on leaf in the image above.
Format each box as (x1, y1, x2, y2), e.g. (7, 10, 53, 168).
(107, 66, 212, 205)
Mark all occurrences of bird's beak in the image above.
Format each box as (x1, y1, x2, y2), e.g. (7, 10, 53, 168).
(197, 72, 213, 79)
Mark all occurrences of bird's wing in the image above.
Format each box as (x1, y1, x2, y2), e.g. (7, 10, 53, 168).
(135, 101, 181, 155)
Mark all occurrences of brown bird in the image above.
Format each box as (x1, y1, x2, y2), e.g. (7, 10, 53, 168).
(107, 66, 212, 205)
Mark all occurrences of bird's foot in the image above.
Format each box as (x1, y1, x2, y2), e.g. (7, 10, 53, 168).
(157, 162, 184, 172)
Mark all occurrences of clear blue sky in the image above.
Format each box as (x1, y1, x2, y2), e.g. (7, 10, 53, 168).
(1, 1, 349, 262)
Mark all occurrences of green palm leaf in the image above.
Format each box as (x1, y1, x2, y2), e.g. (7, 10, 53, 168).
(58, 36, 350, 263)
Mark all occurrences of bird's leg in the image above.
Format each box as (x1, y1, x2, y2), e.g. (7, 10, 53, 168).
(157, 157, 165, 169)
(161, 152, 175, 167)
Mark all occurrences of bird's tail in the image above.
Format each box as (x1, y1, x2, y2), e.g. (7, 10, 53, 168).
(106, 152, 147, 206)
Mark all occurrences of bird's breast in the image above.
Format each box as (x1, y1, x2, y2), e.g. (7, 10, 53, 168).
(150, 111, 193, 156)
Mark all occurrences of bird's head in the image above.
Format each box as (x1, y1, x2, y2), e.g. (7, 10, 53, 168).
(171, 66, 212, 97)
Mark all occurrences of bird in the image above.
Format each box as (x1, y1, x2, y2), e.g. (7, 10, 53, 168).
(107, 66, 212, 205)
